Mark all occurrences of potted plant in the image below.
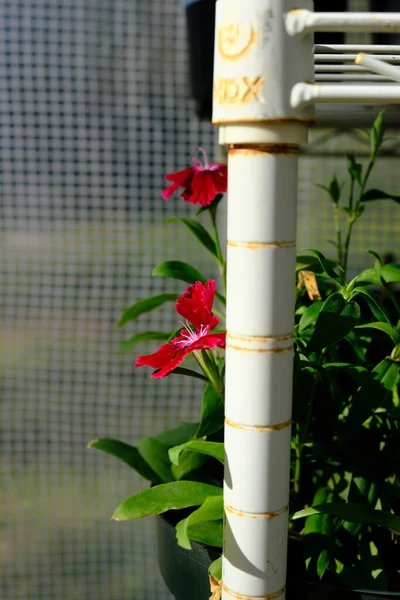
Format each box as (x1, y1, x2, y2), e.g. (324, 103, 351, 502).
(89, 113, 400, 600)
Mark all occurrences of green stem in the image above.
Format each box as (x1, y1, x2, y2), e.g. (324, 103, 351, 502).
(348, 177, 355, 213)
(294, 443, 302, 495)
(342, 157, 374, 278)
(363, 158, 375, 190)
(342, 219, 355, 278)
(194, 350, 224, 396)
(294, 372, 319, 495)
(334, 207, 343, 265)
(209, 206, 227, 295)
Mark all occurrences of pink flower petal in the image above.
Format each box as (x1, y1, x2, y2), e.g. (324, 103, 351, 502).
(161, 156, 227, 206)
(189, 332, 226, 352)
(135, 342, 177, 369)
(150, 345, 192, 379)
(176, 280, 219, 331)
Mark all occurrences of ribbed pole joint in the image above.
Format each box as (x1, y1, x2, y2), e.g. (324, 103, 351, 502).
(222, 583, 286, 600)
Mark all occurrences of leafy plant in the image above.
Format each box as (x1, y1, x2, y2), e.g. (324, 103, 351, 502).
(89, 117, 400, 592)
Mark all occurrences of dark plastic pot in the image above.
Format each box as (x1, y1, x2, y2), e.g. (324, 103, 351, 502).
(156, 513, 400, 600)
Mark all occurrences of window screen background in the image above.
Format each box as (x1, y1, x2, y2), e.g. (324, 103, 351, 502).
(1, 0, 399, 598)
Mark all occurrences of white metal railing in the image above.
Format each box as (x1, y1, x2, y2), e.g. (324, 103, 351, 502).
(287, 10, 400, 37)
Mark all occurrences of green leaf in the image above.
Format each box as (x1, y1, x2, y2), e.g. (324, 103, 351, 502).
(291, 502, 400, 536)
(119, 331, 170, 351)
(176, 495, 223, 549)
(299, 301, 324, 332)
(196, 384, 224, 438)
(357, 263, 400, 286)
(332, 558, 374, 591)
(351, 288, 391, 324)
(317, 175, 343, 205)
(343, 476, 377, 536)
(118, 294, 177, 327)
(367, 250, 382, 268)
(296, 253, 341, 275)
(347, 153, 363, 185)
(316, 549, 332, 580)
(304, 488, 334, 536)
(369, 110, 385, 158)
(167, 217, 217, 258)
(169, 441, 225, 466)
(304, 249, 345, 285)
(111, 481, 223, 521)
(152, 261, 207, 284)
(304, 488, 335, 581)
(181, 519, 223, 549)
(361, 189, 400, 204)
(166, 367, 209, 383)
(356, 322, 400, 345)
(347, 358, 400, 427)
(137, 437, 174, 483)
(87, 438, 161, 483)
(322, 363, 369, 386)
(171, 450, 209, 481)
(307, 293, 360, 353)
(209, 556, 222, 581)
(154, 422, 199, 447)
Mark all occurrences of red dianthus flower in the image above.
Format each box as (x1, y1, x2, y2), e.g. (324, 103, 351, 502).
(135, 280, 225, 379)
(162, 148, 227, 207)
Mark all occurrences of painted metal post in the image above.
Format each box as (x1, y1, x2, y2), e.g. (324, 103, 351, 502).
(212, 1, 314, 598)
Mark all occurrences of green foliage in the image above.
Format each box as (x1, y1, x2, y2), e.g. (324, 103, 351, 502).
(307, 292, 360, 352)
(195, 385, 224, 438)
(118, 293, 177, 327)
(292, 503, 400, 536)
(88, 438, 161, 483)
(111, 481, 222, 521)
(361, 189, 400, 204)
(209, 556, 222, 581)
(152, 260, 207, 284)
(119, 331, 170, 351)
(167, 217, 218, 258)
(92, 114, 400, 592)
(295, 253, 341, 275)
(169, 441, 224, 466)
(175, 495, 223, 549)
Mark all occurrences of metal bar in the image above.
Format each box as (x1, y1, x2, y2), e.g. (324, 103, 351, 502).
(355, 53, 400, 84)
(315, 74, 390, 82)
(315, 44, 400, 54)
(315, 64, 371, 72)
(286, 10, 400, 38)
(291, 83, 400, 110)
(315, 54, 400, 63)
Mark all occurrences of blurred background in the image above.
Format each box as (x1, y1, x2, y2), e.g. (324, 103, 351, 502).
(0, 0, 399, 599)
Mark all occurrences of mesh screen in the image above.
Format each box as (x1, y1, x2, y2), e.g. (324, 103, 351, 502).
(0, 0, 399, 599)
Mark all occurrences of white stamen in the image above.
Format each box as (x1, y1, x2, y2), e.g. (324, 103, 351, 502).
(190, 147, 209, 170)
(175, 320, 210, 348)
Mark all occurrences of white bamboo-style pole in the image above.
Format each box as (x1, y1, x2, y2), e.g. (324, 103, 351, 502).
(212, 1, 314, 598)
(286, 10, 400, 38)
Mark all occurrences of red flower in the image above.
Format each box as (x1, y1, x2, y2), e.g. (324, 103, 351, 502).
(135, 280, 226, 379)
(162, 148, 227, 207)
